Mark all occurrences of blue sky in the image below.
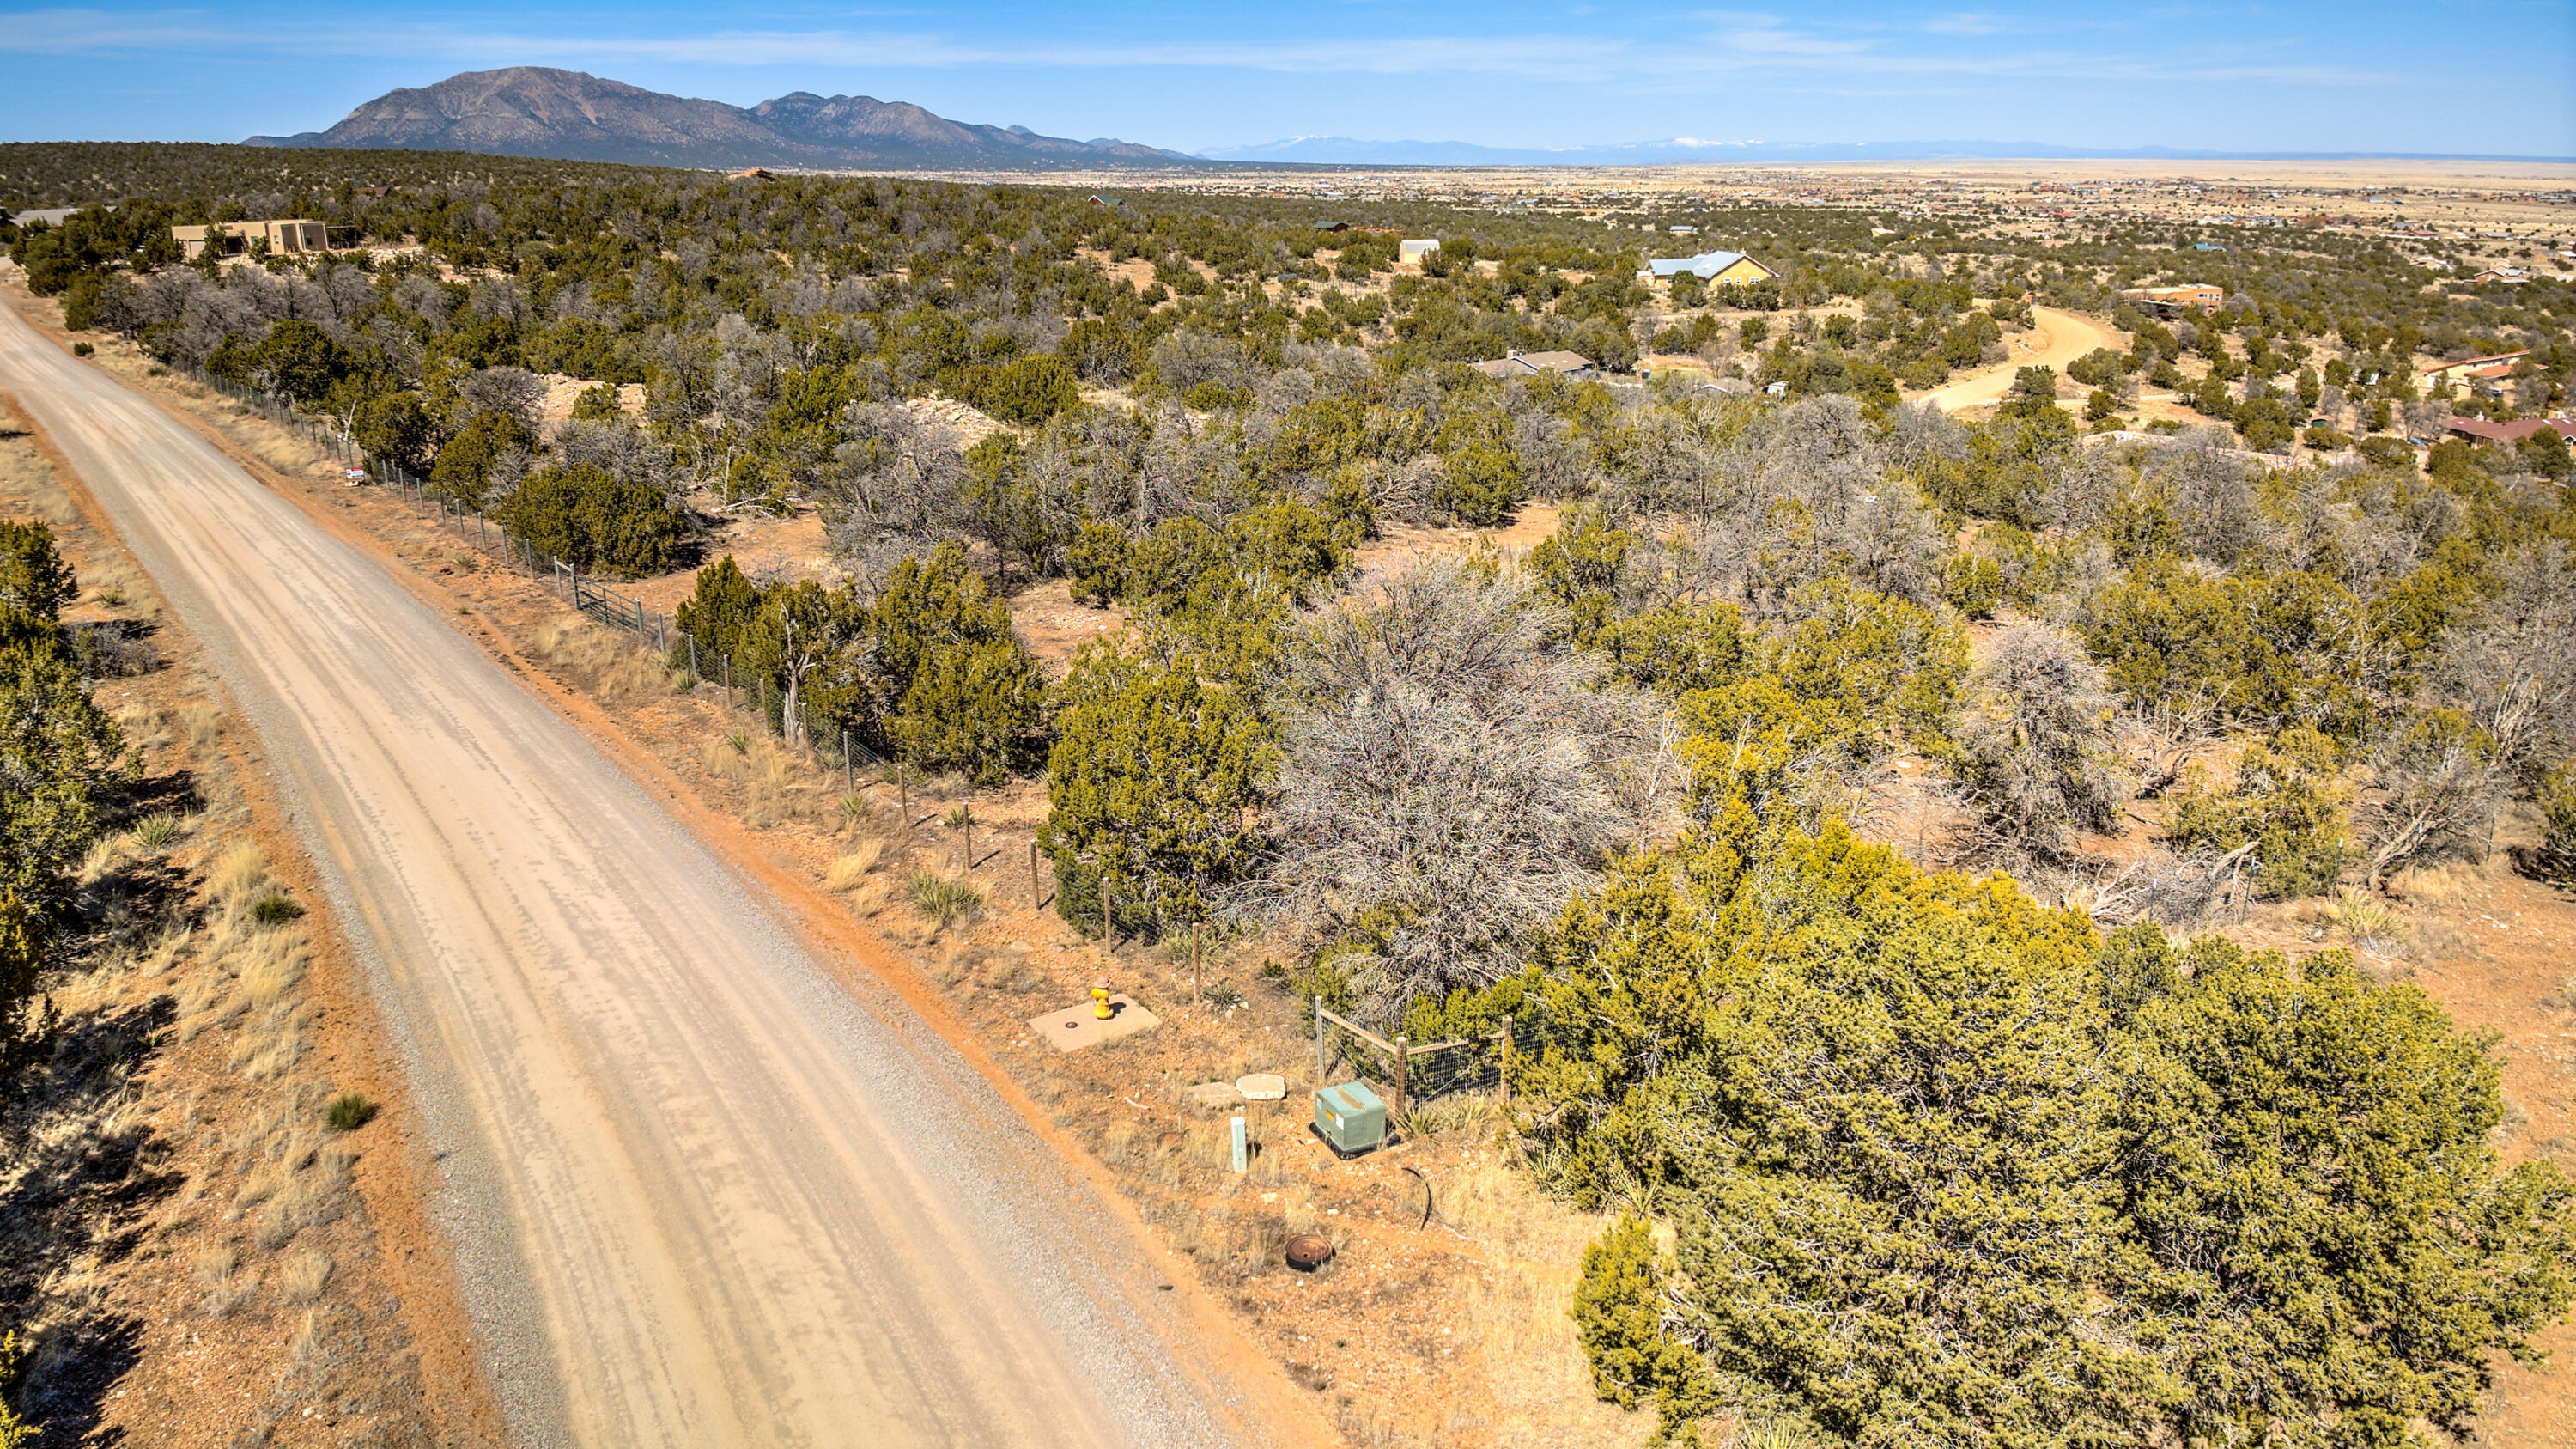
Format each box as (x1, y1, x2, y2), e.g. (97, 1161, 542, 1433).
(3, 1, 2571, 155)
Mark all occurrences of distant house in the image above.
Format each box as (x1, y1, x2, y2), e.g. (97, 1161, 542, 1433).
(1471, 350, 1597, 381)
(2420, 350, 2530, 386)
(1668, 225, 1698, 235)
(172, 219, 330, 260)
(726, 167, 775, 181)
(1643, 250, 1776, 286)
(1315, 221, 1352, 233)
(2444, 414, 2573, 444)
(1398, 239, 1441, 264)
(10, 207, 92, 229)
(2469, 268, 2529, 285)
(2118, 283, 2226, 317)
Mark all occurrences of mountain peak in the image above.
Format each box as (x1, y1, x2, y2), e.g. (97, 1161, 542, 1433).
(246, 68, 1196, 171)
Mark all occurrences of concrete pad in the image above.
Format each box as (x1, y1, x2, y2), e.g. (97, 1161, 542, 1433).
(1185, 1081, 1242, 1107)
(1031, 995, 1160, 1052)
(1236, 1073, 1286, 1100)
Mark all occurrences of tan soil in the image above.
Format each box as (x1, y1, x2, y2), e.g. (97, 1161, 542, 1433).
(0, 394, 503, 1448)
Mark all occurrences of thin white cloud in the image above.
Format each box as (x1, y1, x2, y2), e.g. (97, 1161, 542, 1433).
(0, 8, 2403, 88)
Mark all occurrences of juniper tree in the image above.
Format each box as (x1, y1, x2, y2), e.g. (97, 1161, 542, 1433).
(1040, 642, 1272, 935)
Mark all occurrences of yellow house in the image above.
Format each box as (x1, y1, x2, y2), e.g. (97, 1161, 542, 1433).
(171, 219, 330, 260)
(1642, 249, 1776, 286)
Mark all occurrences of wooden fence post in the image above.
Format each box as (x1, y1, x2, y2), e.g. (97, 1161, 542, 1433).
(1315, 997, 1327, 1082)
(1394, 1036, 1409, 1124)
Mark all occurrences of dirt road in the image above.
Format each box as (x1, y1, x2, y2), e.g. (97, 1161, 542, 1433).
(1916, 306, 2119, 412)
(0, 308, 1242, 1446)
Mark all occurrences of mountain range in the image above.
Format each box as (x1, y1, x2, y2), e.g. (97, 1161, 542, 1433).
(245, 67, 1194, 171)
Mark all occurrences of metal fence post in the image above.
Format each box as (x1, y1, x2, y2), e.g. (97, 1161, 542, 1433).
(1028, 840, 1040, 907)
(1498, 1018, 1513, 1105)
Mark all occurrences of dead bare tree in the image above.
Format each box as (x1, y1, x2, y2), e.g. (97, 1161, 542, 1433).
(2354, 721, 2508, 890)
(1949, 623, 2135, 861)
(1238, 557, 1671, 1026)
(2120, 698, 2223, 800)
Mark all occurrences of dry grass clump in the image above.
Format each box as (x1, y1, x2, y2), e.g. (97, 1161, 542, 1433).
(208, 842, 267, 902)
(1437, 1154, 1659, 1449)
(824, 841, 886, 891)
(700, 728, 811, 827)
(197, 1247, 258, 1317)
(114, 703, 174, 752)
(533, 617, 673, 700)
(2331, 888, 2405, 953)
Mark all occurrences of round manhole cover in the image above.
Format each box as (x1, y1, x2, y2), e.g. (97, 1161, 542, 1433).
(1285, 1234, 1334, 1272)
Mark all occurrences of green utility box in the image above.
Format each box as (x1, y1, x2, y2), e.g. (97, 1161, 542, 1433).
(1313, 1081, 1388, 1155)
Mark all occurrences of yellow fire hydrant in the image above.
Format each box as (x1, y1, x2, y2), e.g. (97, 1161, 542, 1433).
(1092, 978, 1113, 1020)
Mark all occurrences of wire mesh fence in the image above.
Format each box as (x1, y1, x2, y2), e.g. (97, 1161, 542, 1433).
(180, 363, 677, 656)
(1313, 1001, 1543, 1117)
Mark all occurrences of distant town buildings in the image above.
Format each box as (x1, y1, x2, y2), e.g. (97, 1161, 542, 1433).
(1641, 249, 1777, 285)
(172, 219, 330, 260)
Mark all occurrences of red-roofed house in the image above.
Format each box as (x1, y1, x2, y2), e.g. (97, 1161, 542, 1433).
(2420, 350, 2530, 385)
(2444, 415, 2575, 445)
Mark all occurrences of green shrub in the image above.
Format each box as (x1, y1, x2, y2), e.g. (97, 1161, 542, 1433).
(1067, 521, 1129, 607)
(895, 639, 1044, 786)
(1572, 1218, 1721, 1438)
(570, 383, 623, 421)
(2537, 761, 2576, 883)
(250, 891, 306, 925)
(972, 354, 1081, 424)
(2167, 734, 2348, 898)
(325, 1093, 378, 1131)
(1437, 442, 1522, 527)
(428, 409, 534, 509)
(496, 463, 684, 577)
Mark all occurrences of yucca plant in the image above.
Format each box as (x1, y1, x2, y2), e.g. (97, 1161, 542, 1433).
(908, 872, 985, 929)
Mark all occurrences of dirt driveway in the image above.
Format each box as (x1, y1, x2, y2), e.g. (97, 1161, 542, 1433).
(0, 305, 1250, 1448)
(1917, 306, 2119, 411)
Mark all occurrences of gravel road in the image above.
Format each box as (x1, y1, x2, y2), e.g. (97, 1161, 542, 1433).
(1917, 306, 2119, 412)
(0, 303, 1241, 1447)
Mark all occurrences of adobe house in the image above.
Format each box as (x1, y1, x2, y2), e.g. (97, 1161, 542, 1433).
(171, 219, 330, 260)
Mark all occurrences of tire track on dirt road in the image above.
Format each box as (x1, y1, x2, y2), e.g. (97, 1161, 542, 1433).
(0, 302, 1246, 1448)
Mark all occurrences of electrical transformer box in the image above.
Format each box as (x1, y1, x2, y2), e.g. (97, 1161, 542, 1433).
(1313, 1081, 1388, 1154)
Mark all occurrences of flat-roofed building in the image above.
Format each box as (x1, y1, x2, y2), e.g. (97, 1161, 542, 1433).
(2117, 283, 2227, 316)
(171, 219, 331, 260)
(2419, 350, 2530, 386)
(1398, 239, 1441, 264)
(1470, 349, 1597, 381)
